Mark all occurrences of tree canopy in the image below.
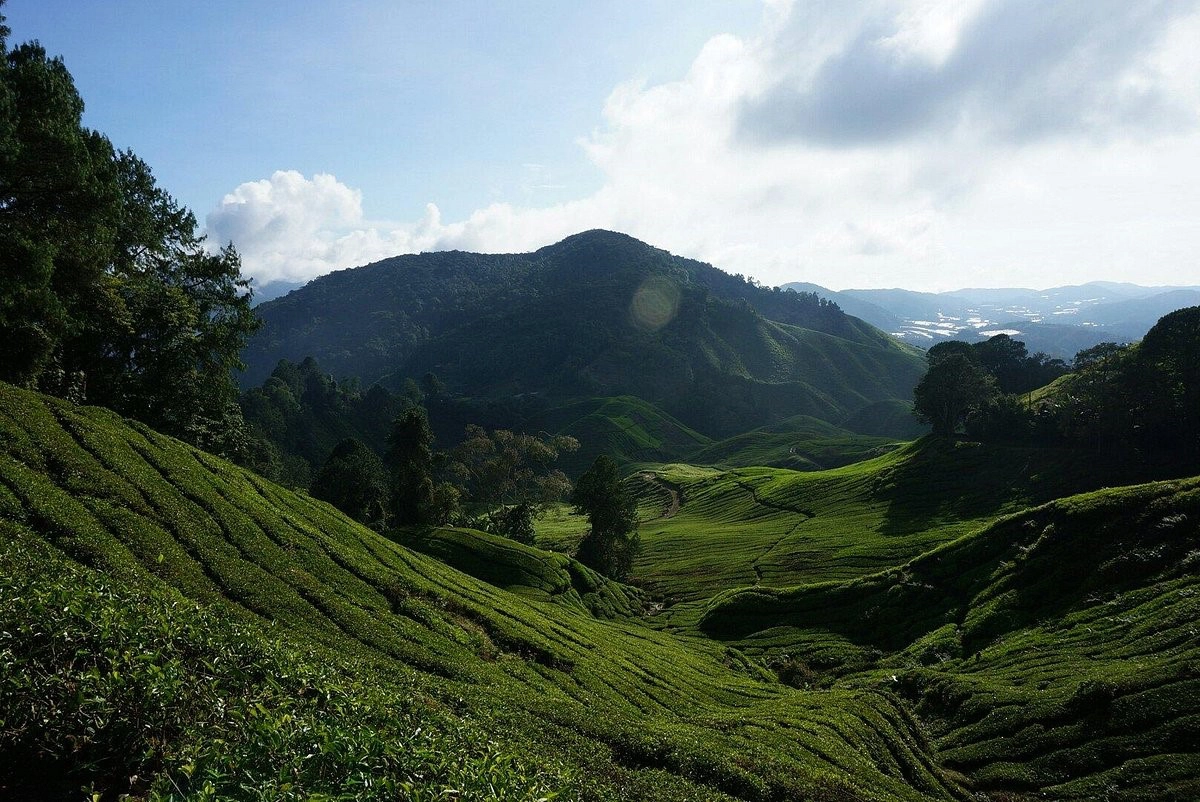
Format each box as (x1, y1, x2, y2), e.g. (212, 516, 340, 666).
(449, 425, 578, 541)
(919, 309, 1200, 474)
(310, 437, 389, 529)
(385, 405, 437, 527)
(572, 455, 639, 579)
(913, 348, 997, 436)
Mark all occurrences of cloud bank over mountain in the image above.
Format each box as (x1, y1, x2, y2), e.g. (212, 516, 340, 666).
(208, 0, 1200, 291)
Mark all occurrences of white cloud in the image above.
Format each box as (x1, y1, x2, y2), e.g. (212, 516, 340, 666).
(206, 171, 444, 286)
(211, 1, 1200, 292)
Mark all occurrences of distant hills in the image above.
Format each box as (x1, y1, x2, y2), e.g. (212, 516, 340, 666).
(783, 280, 1200, 359)
(244, 231, 926, 439)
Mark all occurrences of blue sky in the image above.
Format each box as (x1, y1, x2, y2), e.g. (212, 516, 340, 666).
(9, 1, 1200, 291)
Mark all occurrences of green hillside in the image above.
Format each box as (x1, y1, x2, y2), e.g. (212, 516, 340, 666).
(841, 398, 930, 439)
(521, 394, 711, 474)
(243, 231, 925, 438)
(699, 478, 1200, 799)
(685, 414, 903, 470)
(538, 439, 1116, 608)
(0, 383, 960, 801)
(4, 382, 1198, 799)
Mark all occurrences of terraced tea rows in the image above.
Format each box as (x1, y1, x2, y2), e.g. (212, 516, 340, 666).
(701, 479, 1200, 799)
(0, 383, 958, 801)
(568, 439, 1113, 606)
(3, 380, 1196, 799)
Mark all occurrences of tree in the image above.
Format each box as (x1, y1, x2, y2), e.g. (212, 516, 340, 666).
(310, 438, 389, 528)
(913, 349, 997, 436)
(572, 455, 639, 579)
(0, 11, 258, 454)
(385, 404, 436, 527)
(450, 425, 578, 543)
(1134, 306, 1200, 461)
(974, 334, 1028, 394)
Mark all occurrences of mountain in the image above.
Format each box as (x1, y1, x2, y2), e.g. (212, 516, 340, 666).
(244, 231, 926, 438)
(778, 281, 905, 332)
(784, 280, 1200, 359)
(1080, 288, 1200, 338)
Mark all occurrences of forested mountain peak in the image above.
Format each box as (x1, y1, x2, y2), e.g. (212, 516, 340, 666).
(242, 232, 923, 437)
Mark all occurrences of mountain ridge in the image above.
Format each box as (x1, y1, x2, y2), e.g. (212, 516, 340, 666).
(784, 279, 1200, 358)
(244, 230, 925, 438)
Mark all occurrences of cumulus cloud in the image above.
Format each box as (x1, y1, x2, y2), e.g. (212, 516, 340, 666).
(206, 171, 438, 286)
(211, 1, 1200, 291)
(740, 1, 1195, 146)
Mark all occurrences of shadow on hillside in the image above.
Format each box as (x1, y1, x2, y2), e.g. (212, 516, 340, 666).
(872, 436, 1110, 538)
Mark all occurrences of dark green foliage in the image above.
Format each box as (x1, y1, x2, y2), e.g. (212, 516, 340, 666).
(243, 230, 925, 439)
(311, 437, 389, 527)
(973, 333, 1068, 395)
(1137, 306, 1200, 461)
(914, 335, 1068, 441)
(964, 394, 1042, 442)
(484, 502, 537, 545)
(913, 349, 997, 435)
(386, 404, 437, 526)
(967, 308, 1200, 471)
(450, 424, 576, 541)
(0, 21, 258, 452)
(239, 357, 412, 487)
(573, 456, 639, 579)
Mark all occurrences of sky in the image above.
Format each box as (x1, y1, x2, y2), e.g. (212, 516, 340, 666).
(9, 0, 1200, 292)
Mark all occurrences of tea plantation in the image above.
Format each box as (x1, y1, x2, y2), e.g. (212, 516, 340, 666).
(1, 381, 1197, 799)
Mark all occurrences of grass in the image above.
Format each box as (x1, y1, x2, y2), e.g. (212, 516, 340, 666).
(684, 414, 904, 470)
(0, 382, 959, 801)
(521, 395, 712, 475)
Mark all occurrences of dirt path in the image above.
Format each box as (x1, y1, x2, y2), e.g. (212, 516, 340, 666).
(731, 477, 816, 585)
(639, 471, 681, 518)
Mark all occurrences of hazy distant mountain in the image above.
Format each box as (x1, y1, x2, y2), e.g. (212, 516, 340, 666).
(781, 282, 904, 332)
(245, 231, 925, 438)
(782, 280, 1200, 359)
(1077, 289, 1200, 339)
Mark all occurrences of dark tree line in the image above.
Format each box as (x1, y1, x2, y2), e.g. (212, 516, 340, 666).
(0, 9, 258, 455)
(913, 334, 1069, 436)
(913, 309, 1200, 472)
(245, 357, 638, 577)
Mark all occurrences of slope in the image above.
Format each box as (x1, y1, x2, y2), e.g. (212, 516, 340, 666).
(0, 382, 960, 801)
(699, 478, 1200, 800)
(582, 439, 1116, 609)
(685, 414, 904, 470)
(520, 394, 712, 475)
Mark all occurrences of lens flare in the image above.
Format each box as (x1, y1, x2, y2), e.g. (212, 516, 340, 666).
(630, 277, 680, 332)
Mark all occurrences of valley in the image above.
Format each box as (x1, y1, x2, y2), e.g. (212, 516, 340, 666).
(5, 5, 1200, 799)
(4, 373, 1198, 800)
